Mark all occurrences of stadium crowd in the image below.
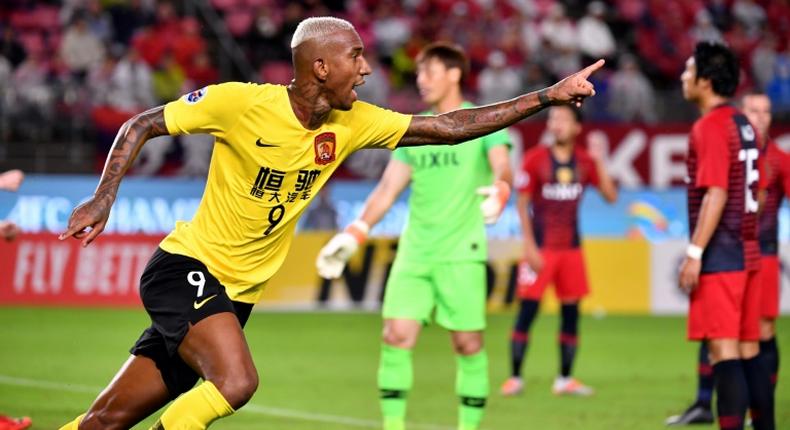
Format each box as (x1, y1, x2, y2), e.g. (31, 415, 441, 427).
(0, 0, 789, 175)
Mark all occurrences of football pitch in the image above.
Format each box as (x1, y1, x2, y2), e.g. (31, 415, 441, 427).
(0, 308, 787, 430)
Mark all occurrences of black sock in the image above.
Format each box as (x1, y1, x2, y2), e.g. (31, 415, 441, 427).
(510, 299, 539, 377)
(743, 355, 775, 430)
(713, 359, 748, 430)
(759, 338, 779, 390)
(559, 303, 579, 378)
(697, 342, 714, 408)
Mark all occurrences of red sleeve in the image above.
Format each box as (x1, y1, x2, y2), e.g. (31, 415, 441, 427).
(782, 150, 790, 200)
(578, 149, 600, 187)
(693, 119, 730, 189)
(757, 149, 768, 191)
(516, 149, 539, 195)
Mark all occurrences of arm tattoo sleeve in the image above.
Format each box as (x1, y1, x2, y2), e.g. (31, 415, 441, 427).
(399, 90, 549, 147)
(94, 106, 169, 203)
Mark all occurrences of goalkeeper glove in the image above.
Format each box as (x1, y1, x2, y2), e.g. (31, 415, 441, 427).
(476, 180, 511, 224)
(315, 220, 370, 279)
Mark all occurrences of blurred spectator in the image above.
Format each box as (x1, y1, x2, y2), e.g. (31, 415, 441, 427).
(608, 54, 657, 123)
(152, 53, 186, 104)
(577, 1, 616, 62)
(85, 0, 114, 43)
(89, 45, 155, 157)
(478, 50, 522, 105)
(767, 54, 790, 115)
(8, 51, 53, 125)
(752, 33, 779, 90)
(355, 53, 389, 107)
(178, 134, 214, 178)
(540, 4, 580, 78)
(108, 0, 153, 45)
(247, 5, 289, 65)
(131, 23, 167, 67)
(301, 187, 339, 231)
(690, 10, 723, 44)
(60, 12, 105, 80)
(372, 3, 411, 59)
(172, 18, 206, 69)
(732, 0, 766, 37)
(706, 0, 733, 31)
(0, 26, 26, 68)
(185, 51, 219, 89)
(345, 148, 392, 179)
(521, 61, 550, 93)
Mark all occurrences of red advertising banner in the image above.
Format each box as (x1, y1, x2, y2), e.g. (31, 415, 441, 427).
(0, 233, 163, 307)
(511, 122, 790, 188)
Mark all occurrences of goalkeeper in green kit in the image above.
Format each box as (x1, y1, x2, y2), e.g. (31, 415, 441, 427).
(316, 42, 512, 430)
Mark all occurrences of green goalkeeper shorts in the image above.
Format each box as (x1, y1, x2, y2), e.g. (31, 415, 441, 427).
(382, 259, 487, 331)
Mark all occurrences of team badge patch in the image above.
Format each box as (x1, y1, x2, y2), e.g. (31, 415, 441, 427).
(556, 167, 575, 184)
(184, 87, 208, 104)
(314, 132, 336, 165)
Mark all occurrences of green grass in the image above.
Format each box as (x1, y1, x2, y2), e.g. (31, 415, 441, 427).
(0, 308, 787, 429)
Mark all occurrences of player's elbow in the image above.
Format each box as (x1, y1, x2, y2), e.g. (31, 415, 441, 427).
(604, 187, 618, 204)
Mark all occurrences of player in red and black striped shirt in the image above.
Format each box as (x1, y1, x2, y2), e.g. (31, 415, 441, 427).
(744, 94, 790, 390)
(500, 105, 617, 397)
(671, 43, 774, 430)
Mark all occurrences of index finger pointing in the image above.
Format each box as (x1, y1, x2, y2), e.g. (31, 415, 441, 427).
(579, 59, 605, 79)
(59, 221, 88, 240)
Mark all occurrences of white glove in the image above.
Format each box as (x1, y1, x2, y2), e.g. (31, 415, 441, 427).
(476, 180, 511, 224)
(316, 220, 369, 279)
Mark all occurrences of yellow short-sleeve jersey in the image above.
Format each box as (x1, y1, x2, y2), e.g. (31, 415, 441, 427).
(160, 82, 412, 303)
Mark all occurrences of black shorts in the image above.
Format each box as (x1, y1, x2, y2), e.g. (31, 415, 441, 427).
(130, 248, 254, 397)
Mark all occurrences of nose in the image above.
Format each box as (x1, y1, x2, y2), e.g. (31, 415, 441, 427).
(360, 56, 372, 76)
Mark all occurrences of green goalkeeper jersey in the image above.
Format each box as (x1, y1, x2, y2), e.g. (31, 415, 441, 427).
(392, 102, 510, 262)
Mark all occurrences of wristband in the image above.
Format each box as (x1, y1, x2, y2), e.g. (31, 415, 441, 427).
(686, 244, 703, 260)
(538, 89, 551, 106)
(345, 219, 370, 244)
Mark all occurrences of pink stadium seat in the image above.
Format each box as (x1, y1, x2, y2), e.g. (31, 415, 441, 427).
(33, 6, 61, 30)
(260, 61, 292, 85)
(18, 31, 45, 54)
(244, 0, 273, 8)
(224, 8, 254, 37)
(9, 11, 37, 30)
(211, 0, 242, 12)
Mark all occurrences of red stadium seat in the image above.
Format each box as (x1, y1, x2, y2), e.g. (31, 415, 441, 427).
(211, 0, 242, 12)
(17, 31, 45, 54)
(224, 8, 254, 37)
(260, 61, 292, 85)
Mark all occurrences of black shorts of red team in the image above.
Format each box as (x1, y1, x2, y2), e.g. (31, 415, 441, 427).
(686, 103, 762, 341)
(130, 248, 254, 397)
(515, 145, 598, 301)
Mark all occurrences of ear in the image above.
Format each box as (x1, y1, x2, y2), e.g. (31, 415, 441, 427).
(448, 67, 462, 85)
(313, 58, 328, 82)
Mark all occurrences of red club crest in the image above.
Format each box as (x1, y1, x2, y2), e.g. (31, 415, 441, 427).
(314, 132, 336, 165)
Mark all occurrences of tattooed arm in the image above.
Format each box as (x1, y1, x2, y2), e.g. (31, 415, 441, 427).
(399, 60, 604, 147)
(59, 106, 169, 246)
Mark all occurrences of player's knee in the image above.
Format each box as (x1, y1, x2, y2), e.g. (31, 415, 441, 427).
(452, 336, 483, 356)
(382, 326, 416, 349)
(213, 367, 259, 409)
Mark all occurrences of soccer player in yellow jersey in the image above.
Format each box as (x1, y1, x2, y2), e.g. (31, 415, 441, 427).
(58, 16, 605, 430)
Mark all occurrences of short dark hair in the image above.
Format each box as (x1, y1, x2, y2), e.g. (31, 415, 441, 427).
(552, 105, 583, 123)
(693, 41, 740, 97)
(416, 42, 470, 83)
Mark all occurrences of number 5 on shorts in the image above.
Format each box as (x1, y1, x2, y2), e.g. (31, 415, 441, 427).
(188, 271, 206, 297)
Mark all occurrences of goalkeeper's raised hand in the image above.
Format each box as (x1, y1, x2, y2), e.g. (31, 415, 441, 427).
(316, 220, 369, 279)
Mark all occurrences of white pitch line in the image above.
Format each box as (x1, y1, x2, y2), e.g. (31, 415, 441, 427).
(0, 374, 453, 430)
